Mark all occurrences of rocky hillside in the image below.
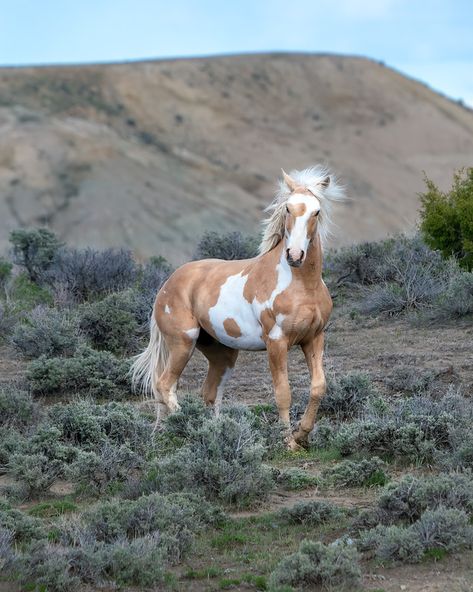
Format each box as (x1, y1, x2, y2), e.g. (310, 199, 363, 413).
(1, 53, 472, 263)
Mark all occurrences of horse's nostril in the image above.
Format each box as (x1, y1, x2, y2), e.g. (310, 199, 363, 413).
(299, 251, 305, 262)
(286, 248, 291, 259)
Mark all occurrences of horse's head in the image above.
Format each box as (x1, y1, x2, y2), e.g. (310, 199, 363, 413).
(282, 170, 330, 267)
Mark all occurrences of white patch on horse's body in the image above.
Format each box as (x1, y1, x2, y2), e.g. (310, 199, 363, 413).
(208, 251, 292, 350)
(214, 367, 233, 415)
(268, 313, 286, 340)
(164, 304, 171, 314)
(185, 327, 200, 341)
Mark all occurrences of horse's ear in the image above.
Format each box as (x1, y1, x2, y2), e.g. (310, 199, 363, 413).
(281, 169, 298, 192)
(320, 176, 330, 188)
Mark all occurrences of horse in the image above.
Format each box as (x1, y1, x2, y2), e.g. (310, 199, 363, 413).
(131, 165, 345, 449)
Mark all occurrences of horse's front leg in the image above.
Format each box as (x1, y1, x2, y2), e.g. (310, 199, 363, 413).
(266, 338, 301, 451)
(292, 332, 326, 448)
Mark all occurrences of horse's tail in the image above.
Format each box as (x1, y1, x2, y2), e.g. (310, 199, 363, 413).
(130, 316, 169, 398)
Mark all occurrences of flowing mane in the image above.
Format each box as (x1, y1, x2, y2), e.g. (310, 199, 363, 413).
(259, 165, 345, 255)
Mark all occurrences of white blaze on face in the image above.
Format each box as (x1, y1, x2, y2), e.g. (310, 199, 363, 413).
(286, 193, 320, 263)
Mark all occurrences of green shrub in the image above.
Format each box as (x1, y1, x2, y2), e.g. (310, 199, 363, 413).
(11, 305, 82, 358)
(79, 290, 140, 354)
(0, 507, 47, 542)
(9, 227, 63, 282)
(27, 346, 131, 398)
(0, 257, 12, 289)
(420, 168, 473, 270)
(278, 500, 343, 526)
(194, 231, 258, 260)
(269, 539, 361, 590)
(276, 467, 319, 490)
(9, 273, 53, 310)
(322, 457, 389, 488)
(153, 414, 273, 507)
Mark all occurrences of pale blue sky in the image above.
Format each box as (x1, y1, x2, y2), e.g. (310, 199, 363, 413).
(1, 0, 472, 106)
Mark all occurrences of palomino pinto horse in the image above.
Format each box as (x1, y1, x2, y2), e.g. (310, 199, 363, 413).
(132, 166, 344, 449)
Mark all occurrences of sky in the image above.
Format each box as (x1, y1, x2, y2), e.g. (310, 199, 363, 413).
(0, 0, 472, 106)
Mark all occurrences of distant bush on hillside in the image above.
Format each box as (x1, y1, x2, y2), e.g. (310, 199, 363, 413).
(328, 234, 472, 319)
(9, 228, 63, 283)
(79, 291, 140, 355)
(41, 247, 138, 303)
(420, 168, 473, 271)
(194, 231, 259, 260)
(0, 257, 12, 291)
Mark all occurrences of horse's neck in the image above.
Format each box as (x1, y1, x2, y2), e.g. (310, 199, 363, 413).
(264, 236, 323, 286)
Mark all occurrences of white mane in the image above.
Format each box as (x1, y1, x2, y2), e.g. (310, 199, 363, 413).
(259, 165, 345, 255)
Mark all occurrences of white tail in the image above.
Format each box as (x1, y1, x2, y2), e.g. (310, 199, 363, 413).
(130, 316, 169, 398)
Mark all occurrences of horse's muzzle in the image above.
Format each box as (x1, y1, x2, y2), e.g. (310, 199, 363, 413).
(286, 248, 304, 267)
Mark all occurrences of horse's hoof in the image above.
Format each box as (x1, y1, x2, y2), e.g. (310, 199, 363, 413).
(292, 428, 310, 450)
(285, 435, 305, 452)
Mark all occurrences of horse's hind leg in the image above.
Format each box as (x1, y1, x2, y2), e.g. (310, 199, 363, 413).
(156, 331, 198, 417)
(197, 339, 238, 414)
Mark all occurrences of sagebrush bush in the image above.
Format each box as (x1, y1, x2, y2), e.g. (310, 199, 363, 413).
(27, 346, 131, 398)
(276, 467, 319, 490)
(67, 443, 142, 494)
(312, 391, 473, 465)
(42, 246, 138, 302)
(321, 371, 376, 419)
(352, 472, 473, 534)
(153, 414, 273, 507)
(194, 231, 258, 260)
(138, 256, 172, 318)
(414, 507, 473, 552)
(9, 228, 63, 282)
(0, 527, 15, 573)
(420, 168, 473, 270)
(79, 290, 140, 354)
(323, 457, 389, 488)
(278, 500, 343, 526)
(358, 524, 424, 563)
(11, 305, 82, 358)
(0, 389, 40, 428)
(430, 266, 473, 319)
(48, 399, 153, 452)
(0, 507, 47, 542)
(269, 539, 361, 591)
(357, 507, 473, 564)
(3, 399, 155, 497)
